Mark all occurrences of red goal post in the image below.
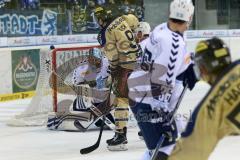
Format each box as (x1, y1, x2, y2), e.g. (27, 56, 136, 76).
(51, 45, 101, 113)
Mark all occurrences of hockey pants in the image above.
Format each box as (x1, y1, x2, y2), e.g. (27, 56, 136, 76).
(130, 100, 178, 151)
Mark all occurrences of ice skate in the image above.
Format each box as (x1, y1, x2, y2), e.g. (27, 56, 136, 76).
(107, 128, 128, 151)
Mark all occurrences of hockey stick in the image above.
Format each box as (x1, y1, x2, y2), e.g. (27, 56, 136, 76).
(80, 82, 113, 154)
(151, 84, 188, 160)
(74, 113, 115, 131)
(51, 69, 107, 97)
(80, 115, 106, 154)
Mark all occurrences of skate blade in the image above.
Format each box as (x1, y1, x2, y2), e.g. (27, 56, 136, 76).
(107, 144, 128, 151)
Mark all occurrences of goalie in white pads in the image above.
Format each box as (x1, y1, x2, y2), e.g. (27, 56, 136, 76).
(47, 47, 115, 131)
(128, 0, 197, 159)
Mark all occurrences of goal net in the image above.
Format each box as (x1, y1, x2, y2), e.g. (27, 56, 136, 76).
(7, 45, 100, 127)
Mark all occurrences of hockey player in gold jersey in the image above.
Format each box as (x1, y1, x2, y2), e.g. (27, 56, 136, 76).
(169, 37, 240, 160)
(94, 6, 140, 151)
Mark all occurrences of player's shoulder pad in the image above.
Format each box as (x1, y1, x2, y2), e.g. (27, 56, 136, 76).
(107, 16, 126, 33)
(149, 23, 184, 46)
(122, 14, 139, 31)
(149, 23, 166, 45)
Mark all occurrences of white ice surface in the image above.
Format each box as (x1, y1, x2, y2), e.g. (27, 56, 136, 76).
(0, 82, 239, 160)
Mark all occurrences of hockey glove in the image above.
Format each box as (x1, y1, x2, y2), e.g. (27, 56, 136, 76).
(161, 120, 177, 142)
(150, 100, 177, 141)
(150, 99, 169, 114)
(177, 63, 199, 90)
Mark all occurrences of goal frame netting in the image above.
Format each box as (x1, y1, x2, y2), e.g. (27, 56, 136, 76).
(7, 45, 100, 127)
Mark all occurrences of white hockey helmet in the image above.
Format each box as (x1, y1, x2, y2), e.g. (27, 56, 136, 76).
(135, 22, 151, 36)
(169, 0, 194, 22)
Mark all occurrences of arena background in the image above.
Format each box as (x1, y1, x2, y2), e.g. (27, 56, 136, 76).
(0, 0, 240, 101)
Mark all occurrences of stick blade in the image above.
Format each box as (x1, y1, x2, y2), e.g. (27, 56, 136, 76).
(80, 116, 105, 154)
(80, 143, 99, 154)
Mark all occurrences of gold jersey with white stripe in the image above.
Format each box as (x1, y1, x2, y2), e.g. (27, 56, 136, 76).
(104, 14, 140, 70)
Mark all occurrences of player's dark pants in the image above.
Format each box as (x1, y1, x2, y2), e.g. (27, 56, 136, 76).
(129, 99, 178, 150)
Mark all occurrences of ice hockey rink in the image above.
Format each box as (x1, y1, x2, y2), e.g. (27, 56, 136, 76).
(0, 81, 239, 160)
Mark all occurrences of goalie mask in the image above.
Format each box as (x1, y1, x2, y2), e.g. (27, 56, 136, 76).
(88, 48, 102, 68)
(195, 37, 231, 75)
(72, 48, 102, 86)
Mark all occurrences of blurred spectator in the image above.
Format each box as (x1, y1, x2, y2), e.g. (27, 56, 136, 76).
(86, 0, 99, 31)
(0, 0, 5, 8)
(72, 0, 88, 8)
(94, 0, 106, 5)
(118, 0, 144, 21)
(67, 0, 144, 34)
(21, 0, 39, 10)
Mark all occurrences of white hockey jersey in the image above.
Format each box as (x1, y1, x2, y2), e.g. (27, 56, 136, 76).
(128, 23, 192, 112)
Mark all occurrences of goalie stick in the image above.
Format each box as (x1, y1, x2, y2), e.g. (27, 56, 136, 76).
(47, 54, 109, 99)
(151, 84, 188, 160)
(74, 113, 115, 131)
(50, 69, 109, 99)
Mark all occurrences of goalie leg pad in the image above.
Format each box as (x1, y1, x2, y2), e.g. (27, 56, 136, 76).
(47, 112, 60, 130)
(47, 110, 95, 131)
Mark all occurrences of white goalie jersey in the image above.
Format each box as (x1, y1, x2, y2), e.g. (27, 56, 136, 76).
(128, 23, 192, 112)
(72, 53, 109, 88)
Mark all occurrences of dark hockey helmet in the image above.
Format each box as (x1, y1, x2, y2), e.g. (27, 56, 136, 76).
(195, 37, 231, 74)
(94, 6, 114, 23)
